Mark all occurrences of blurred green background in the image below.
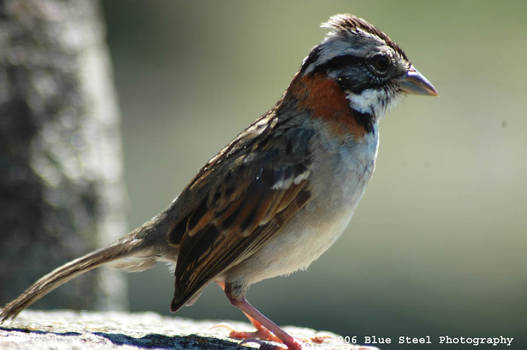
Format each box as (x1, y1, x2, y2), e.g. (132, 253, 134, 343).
(101, 1, 526, 348)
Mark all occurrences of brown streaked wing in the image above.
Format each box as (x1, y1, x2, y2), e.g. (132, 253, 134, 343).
(165, 113, 279, 248)
(171, 149, 312, 311)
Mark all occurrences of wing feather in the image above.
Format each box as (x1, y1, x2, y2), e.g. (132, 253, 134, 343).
(168, 114, 315, 311)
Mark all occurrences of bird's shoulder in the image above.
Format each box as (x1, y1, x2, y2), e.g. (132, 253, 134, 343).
(165, 108, 315, 247)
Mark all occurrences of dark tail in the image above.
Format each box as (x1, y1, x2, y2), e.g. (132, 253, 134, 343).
(0, 236, 149, 322)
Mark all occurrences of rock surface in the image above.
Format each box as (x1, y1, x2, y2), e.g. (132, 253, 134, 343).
(0, 310, 379, 349)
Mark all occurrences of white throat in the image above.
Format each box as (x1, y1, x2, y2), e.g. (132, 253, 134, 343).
(345, 88, 401, 119)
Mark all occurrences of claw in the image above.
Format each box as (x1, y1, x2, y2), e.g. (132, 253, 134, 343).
(229, 326, 282, 344)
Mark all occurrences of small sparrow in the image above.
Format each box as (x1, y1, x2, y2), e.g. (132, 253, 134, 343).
(1, 14, 437, 350)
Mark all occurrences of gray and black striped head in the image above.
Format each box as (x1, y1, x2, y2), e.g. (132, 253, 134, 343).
(300, 14, 437, 117)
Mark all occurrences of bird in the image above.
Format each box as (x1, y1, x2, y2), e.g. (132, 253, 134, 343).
(1, 14, 438, 350)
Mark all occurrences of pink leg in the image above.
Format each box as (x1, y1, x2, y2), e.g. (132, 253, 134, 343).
(229, 312, 283, 344)
(224, 291, 302, 350)
(215, 282, 281, 343)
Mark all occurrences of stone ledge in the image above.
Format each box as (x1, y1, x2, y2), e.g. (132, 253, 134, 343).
(0, 310, 379, 349)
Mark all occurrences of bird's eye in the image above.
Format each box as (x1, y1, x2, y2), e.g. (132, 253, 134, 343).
(369, 54, 390, 74)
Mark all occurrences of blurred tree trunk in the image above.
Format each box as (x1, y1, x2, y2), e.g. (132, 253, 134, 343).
(0, 0, 127, 311)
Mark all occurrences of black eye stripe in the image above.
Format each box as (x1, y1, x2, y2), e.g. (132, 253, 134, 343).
(308, 54, 396, 78)
(309, 55, 366, 75)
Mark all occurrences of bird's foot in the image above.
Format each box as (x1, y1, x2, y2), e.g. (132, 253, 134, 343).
(229, 325, 282, 344)
(213, 323, 302, 349)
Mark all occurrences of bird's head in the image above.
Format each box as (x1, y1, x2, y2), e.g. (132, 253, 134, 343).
(299, 14, 438, 120)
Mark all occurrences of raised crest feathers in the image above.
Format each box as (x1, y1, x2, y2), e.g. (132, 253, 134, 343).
(322, 14, 408, 60)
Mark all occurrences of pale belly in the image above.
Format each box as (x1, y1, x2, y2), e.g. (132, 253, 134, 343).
(224, 126, 378, 285)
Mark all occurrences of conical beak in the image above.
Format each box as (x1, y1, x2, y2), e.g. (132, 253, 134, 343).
(399, 66, 438, 96)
